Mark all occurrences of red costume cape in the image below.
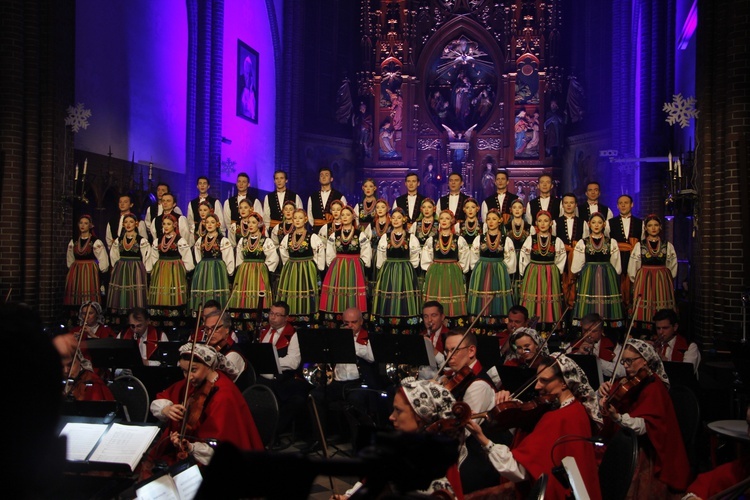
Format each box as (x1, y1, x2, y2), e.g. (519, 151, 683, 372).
(260, 323, 297, 349)
(512, 400, 602, 500)
(624, 377, 691, 491)
(154, 372, 263, 464)
(119, 325, 161, 360)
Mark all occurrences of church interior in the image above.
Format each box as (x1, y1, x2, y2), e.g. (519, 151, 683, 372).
(2, 0, 750, 498)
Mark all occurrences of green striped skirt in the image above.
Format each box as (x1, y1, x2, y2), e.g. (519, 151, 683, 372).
(372, 258, 422, 319)
(229, 260, 273, 310)
(423, 260, 467, 318)
(189, 258, 230, 312)
(572, 262, 624, 327)
(277, 257, 320, 316)
(467, 256, 514, 317)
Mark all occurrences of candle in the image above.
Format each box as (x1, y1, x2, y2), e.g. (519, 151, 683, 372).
(677, 159, 682, 178)
(668, 151, 673, 172)
(83, 158, 88, 175)
(149, 162, 153, 181)
(74, 164, 79, 181)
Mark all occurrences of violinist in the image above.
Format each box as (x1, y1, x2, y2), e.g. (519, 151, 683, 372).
(503, 327, 548, 368)
(149, 343, 262, 469)
(117, 307, 168, 366)
(598, 338, 691, 496)
(418, 301, 448, 380)
(54, 333, 114, 401)
(571, 313, 624, 378)
(465, 354, 602, 500)
(332, 379, 462, 499)
(441, 331, 496, 494)
(652, 309, 700, 374)
(202, 311, 251, 390)
(497, 305, 529, 357)
(70, 301, 116, 340)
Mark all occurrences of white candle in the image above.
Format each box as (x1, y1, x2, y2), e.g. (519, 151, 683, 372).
(149, 162, 153, 180)
(677, 159, 682, 178)
(83, 158, 88, 175)
(668, 151, 673, 172)
(74, 164, 79, 181)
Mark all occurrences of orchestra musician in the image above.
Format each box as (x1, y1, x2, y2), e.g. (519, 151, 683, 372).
(117, 307, 168, 366)
(70, 301, 116, 340)
(147, 343, 262, 471)
(651, 308, 701, 374)
(202, 311, 251, 390)
(571, 312, 624, 378)
(466, 354, 603, 499)
(497, 305, 529, 357)
(418, 301, 448, 380)
(54, 333, 114, 401)
(598, 338, 691, 496)
(503, 327, 548, 368)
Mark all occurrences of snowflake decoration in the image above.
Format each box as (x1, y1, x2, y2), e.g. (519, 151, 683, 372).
(65, 103, 92, 133)
(663, 93, 699, 128)
(221, 157, 237, 176)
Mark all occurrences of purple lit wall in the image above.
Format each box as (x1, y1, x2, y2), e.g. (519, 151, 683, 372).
(221, 0, 278, 193)
(675, 0, 697, 153)
(74, 1, 188, 174)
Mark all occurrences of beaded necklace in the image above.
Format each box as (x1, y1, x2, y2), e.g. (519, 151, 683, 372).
(463, 218, 480, 237)
(390, 229, 406, 248)
(340, 226, 355, 245)
(121, 233, 137, 252)
(420, 218, 436, 238)
(280, 220, 294, 237)
(486, 231, 502, 251)
(75, 236, 92, 255)
(537, 233, 552, 256)
(202, 233, 219, 252)
(289, 229, 307, 251)
(509, 219, 527, 241)
(239, 218, 252, 239)
(159, 233, 177, 253)
(374, 219, 390, 238)
(361, 198, 376, 216)
(244, 233, 262, 252)
(436, 232, 454, 255)
(589, 235, 604, 251)
(645, 238, 662, 257)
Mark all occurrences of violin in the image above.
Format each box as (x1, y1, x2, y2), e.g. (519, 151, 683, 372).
(425, 401, 472, 439)
(606, 366, 653, 413)
(176, 376, 216, 460)
(441, 365, 475, 396)
(475, 393, 559, 431)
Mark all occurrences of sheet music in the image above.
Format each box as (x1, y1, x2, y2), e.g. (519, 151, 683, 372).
(89, 423, 160, 471)
(60, 422, 108, 461)
(561, 456, 590, 500)
(172, 464, 203, 500)
(136, 474, 180, 500)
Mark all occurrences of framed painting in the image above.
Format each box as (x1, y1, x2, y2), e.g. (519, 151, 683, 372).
(237, 40, 258, 123)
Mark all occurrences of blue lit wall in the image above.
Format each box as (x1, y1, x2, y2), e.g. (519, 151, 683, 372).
(74, 0, 188, 173)
(74, 0, 279, 194)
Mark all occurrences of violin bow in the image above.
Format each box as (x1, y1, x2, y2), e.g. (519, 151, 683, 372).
(203, 287, 238, 346)
(607, 295, 642, 386)
(179, 305, 203, 441)
(526, 305, 571, 368)
(4, 288, 11, 303)
(435, 293, 497, 378)
(64, 302, 93, 395)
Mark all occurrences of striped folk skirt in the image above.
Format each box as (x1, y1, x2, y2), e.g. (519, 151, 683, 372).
(320, 254, 368, 314)
(467, 256, 514, 318)
(64, 260, 100, 306)
(229, 260, 273, 311)
(520, 261, 563, 326)
(189, 258, 230, 313)
(372, 258, 422, 319)
(148, 257, 188, 310)
(107, 257, 148, 314)
(277, 257, 319, 317)
(632, 265, 676, 324)
(572, 262, 625, 327)
(423, 260, 467, 318)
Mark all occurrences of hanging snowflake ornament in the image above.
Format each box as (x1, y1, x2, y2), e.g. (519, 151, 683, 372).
(65, 103, 92, 133)
(663, 93, 699, 129)
(221, 157, 237, 176)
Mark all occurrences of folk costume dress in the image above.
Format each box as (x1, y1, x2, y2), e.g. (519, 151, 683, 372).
(229, 233, 279, 312)
(190, 234, 234, 313)
(64, 236, 109, 306)
(367, 215, 391, 294)
(355, 199, 377, 232)
(570, 236, 625, 328)
(320, 227, 371, 318)
(467, 232, 516, 323)
(628, 238, 678, 326)
(411, 217, 438, 290)
(421, 233, 470, 318)
(504, 218, 530, 303)
(277, 231, 325, 319)
(372, 230, 422, 328)
(519, 234, 567, 330)
(107, 233, 150, 314)
(148, 233, 194, 317)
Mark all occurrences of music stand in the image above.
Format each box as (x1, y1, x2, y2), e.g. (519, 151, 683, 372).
(132, 365, 184, 404)
(476, 335, 503, 370)
(495, 365, 536, 398)
(297, 329, 358, 367)
(85, 339, 143, 373)
(242, 343, 282, 377)
(369, 334, 435, 368)
(663, 361, 699, 392)
(155, 341, 183, 366)
(567, 354, 603, 390)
